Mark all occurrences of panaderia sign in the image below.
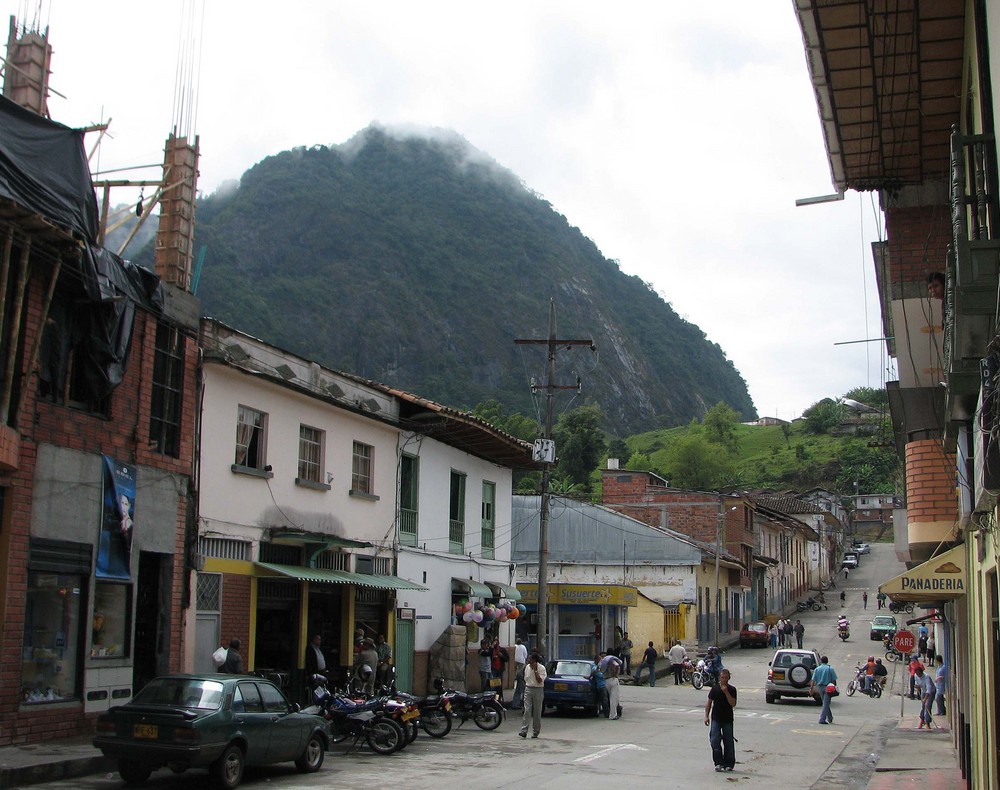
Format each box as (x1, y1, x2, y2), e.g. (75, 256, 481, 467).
(879, 544, 966, 602)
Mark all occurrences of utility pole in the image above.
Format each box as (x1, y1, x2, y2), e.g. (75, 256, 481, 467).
(515, 300, 594, 658)
(714, 499, 724, 648)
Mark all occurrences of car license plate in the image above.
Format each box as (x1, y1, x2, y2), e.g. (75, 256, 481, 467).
(402, 709, 419, 721)
(773, 671, 785, 681)
(133, 724, 158, 739)
(554, 683, 568, 691)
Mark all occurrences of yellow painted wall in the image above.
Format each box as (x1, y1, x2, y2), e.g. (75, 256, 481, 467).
(965, 529, 998, 789)
(627, 595, 667, 655)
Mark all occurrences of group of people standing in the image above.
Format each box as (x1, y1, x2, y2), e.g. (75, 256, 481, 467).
(770, 618, 805, 649)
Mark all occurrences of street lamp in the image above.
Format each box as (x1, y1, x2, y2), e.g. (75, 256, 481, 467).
(714, 499, 738, 648)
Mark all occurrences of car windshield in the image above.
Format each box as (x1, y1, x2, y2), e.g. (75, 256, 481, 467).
(553, 661, 593, 678)
(873, 617, 895, 626)
(132, 678, 225, 710)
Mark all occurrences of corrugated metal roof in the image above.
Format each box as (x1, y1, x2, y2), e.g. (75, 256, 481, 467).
(256, 562, 427, 590)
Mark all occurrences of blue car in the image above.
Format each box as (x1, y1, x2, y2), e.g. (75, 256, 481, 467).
(543, 659, 601, 716)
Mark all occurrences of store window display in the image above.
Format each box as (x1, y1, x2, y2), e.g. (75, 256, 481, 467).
(21, 572, 82, 703)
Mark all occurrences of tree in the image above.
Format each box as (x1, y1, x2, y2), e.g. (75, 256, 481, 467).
(662, 433, 733, 489)
(803, 399, 844, 434)
(625, 451, 654, 472)
(553, 405, 608, 490)
(842, 386, 888, 410)
(780, 423, 791, 448)
(471, 399, 539, 441)
(607, 438, 631, 464)
(702, 401, 740, 451)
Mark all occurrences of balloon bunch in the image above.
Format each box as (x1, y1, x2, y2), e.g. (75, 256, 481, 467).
(453, 597, 529, 624)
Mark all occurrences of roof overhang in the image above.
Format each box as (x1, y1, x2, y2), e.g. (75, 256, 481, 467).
(484, 580, 522, 601)
(256, 562, 427, 590)
(451, 577, 493, 598)
(793, 0, 966, 192)
(878, 543, 966, 602)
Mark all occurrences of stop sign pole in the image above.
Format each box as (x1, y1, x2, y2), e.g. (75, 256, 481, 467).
(893, 630, 916, 716)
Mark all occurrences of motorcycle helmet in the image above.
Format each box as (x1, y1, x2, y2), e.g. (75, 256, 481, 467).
(359, 664, 373, 680)
(868, 656, 875, 661)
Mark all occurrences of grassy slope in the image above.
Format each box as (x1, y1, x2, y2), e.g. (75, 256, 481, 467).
(627, 420, 848, 491)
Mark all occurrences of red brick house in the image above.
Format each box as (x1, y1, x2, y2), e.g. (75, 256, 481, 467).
(0, 95, 199, 744)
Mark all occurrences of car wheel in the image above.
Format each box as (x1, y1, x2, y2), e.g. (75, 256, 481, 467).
(212, 744, 244, 790)
(765, 694, 776, 704)
(788, 664, 812, 689)
(294, 733, 325, 773)
(119, 759, 153, 786)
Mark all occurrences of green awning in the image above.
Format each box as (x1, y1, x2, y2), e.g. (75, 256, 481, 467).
(256, 562, 426, 591)
(485, 581, 522, 601)
(452, 577, 493, 597)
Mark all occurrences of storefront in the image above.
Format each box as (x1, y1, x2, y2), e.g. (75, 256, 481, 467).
(517, 583, 638, 658)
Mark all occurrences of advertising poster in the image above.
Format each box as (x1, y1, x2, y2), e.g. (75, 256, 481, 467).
(96, 455, 135, 580)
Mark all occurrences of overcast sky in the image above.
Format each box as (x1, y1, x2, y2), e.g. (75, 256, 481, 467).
(24, 0, 892, 422)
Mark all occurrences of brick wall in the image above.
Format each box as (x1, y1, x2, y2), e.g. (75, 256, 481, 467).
(904, 439, 956, 522)
(885, 204, 951, 285)
(220, 573, 252, 653)
(0, 258, 198, 745)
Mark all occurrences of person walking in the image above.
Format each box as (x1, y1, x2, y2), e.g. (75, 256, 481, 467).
(793, 620, 805, 649)
(768, 623, 778, 649)
(877, 591, 886, 609)
(844, 566, 850, 580)
(934, 655, 947, 716)
(810, 655, 838, 725)
(633, 641, 658, 686)
(667, 640, 689, 685)
(916, 665, 936, 729)
(908, 654, 924, 699)
(220, 638, 243, 674)
(510, 637, 528, 710)
(840, 590, 847, 608)
(518, 653, 546, 739)
(490, 638, 509, 704)
(704, 668, 737, 772)
(862, 590, 869, 609)
(776, 618, 785, 647)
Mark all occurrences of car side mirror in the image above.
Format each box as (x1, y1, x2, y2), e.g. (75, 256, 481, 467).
(768, 661, 772, 667)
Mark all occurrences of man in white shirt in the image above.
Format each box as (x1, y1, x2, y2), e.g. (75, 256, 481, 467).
(518, 653, 547, 739)
(667, 641, 689, 685)
(510, 638, 529, 709)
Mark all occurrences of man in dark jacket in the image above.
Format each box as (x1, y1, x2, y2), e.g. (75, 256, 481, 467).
(221, 639, 243, 674)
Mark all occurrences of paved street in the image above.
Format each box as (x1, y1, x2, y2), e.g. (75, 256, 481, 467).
(20, 544, 929, 790)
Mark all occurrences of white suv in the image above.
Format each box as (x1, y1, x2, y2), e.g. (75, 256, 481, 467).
(765, 648, 822, 704)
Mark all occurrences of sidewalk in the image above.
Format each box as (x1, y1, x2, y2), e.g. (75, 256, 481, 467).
(0, 733, 113, 789)
(863, 717, 963, 790)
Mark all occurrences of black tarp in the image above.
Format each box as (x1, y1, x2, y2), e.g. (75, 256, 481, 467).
(0, 94, 99, 241)
(0, 95, 165, 399)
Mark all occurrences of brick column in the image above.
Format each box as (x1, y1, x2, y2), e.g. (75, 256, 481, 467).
(904, 439, 957, 545)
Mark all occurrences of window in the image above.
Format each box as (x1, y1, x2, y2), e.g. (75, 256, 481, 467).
(234, 406, 267, 469)
(399, 454, 418, 546)
(297, 425, 324, 483)
(481, 481, 496, 559)
(22, 571, 83, 703)
(352, 441, 373, 494)
(149, 322, 185, 457)
(449, 471, 466, 554)
(92, 582, 131, 658)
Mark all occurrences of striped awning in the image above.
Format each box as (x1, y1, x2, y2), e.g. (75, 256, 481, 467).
(256, 562, 427, 591)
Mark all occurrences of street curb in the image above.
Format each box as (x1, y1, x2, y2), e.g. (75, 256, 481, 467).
(0, 753, 115, 789)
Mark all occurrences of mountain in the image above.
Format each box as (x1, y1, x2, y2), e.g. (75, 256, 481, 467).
(191, 126, 756, 435)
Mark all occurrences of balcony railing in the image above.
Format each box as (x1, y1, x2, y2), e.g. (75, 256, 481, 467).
(945, 126, 1000, 400)
(449, 519, 464, 554)
(399, 507, 417, 546)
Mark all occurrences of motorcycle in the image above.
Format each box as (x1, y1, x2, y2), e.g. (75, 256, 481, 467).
(434, 679, 504, 730)
(679, 658, 696, 684)
(883, 633, 906, 663)
(846, 665, 883, 698)
(305, 676, 408, 755)
(797, 596, 827, 612)
(888, 600, 914, 614)
(394, 689, 454, 738)
(691, 658, 718, 690)
(837, 620, 850, 641)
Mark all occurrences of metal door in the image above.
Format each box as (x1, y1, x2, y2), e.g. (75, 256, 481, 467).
(394, 618, 414, 693)
(195, 613, 220, 674)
